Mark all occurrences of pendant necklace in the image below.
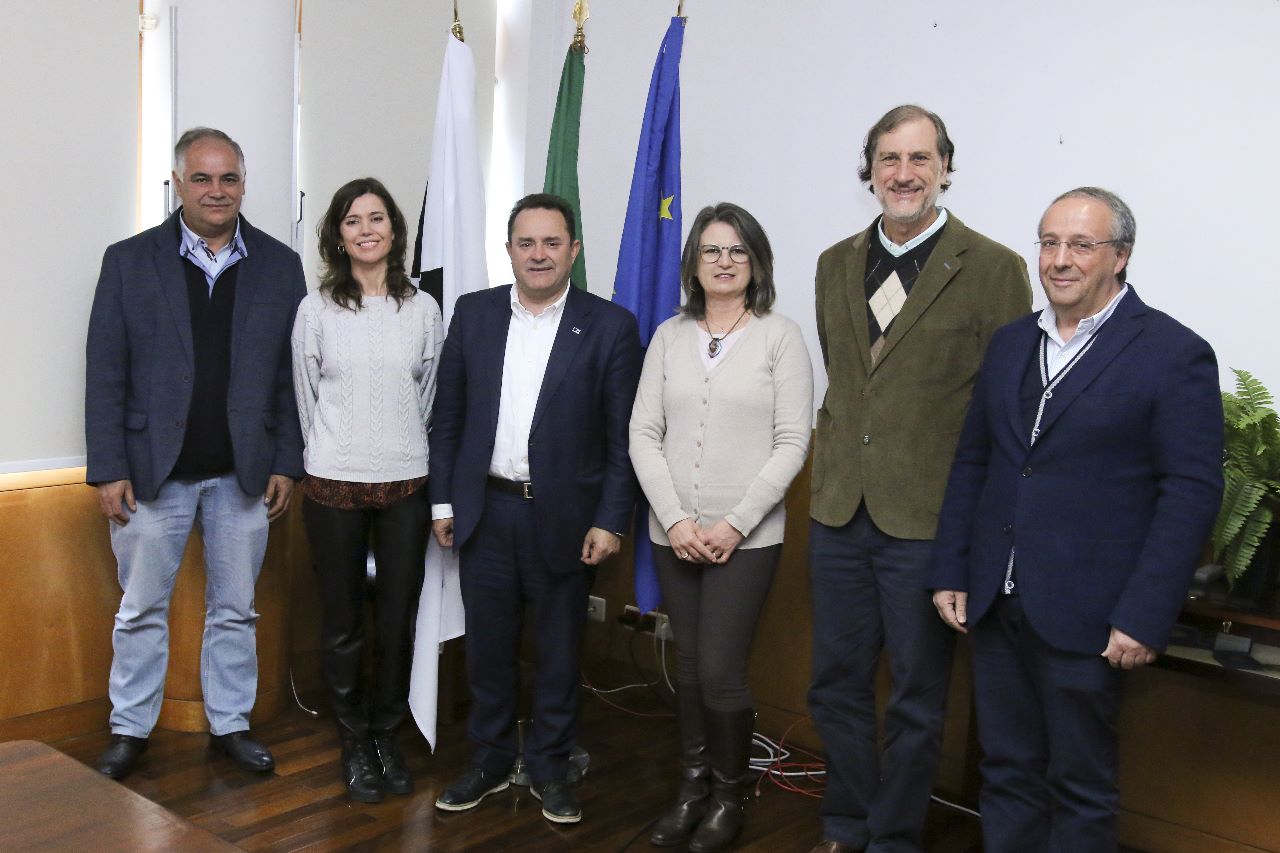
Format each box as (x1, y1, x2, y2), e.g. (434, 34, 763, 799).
(705, 309, 748, 358)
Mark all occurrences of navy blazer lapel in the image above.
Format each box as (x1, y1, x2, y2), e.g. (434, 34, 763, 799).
(152, 212, 195, 368)
(531, 286, 592, 436)
(230, 217, 263, 375)
(482, 287, 514, 441)
(1030, 289, 1147, 443)
(1001, 317, 1043, 448)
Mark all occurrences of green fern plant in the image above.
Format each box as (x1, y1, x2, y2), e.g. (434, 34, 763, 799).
(1212, 369, 1280, 585)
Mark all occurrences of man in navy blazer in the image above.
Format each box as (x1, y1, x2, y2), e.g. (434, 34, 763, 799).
(85, 128, 306, 780)
(929, 187, 1223, 852)
(429, 194, 642, 824)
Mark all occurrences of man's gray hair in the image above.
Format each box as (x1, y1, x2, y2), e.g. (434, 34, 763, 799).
(1043, 186, 1136, 283)
(1048, 186, 1136, 247)
(174, 127, 246, 175)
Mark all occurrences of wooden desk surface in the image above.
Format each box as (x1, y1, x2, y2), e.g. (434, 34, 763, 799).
(0, 739, 238, 852)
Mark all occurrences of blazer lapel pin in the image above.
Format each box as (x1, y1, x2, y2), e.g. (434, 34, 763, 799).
(571, 326, 581, 335)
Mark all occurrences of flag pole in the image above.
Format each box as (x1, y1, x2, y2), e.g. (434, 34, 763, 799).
(452, 0, 464, 42)
(571, 0, 589, 53)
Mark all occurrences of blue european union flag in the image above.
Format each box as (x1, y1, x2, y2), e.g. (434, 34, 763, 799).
(614, 16, 684, 614)
(614, 16, 684, 347)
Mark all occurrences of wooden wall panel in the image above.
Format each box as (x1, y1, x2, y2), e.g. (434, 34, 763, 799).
(0, 480, 119, 719)
(0, 471, 301, 734)
(1118, 667, 1280, 851)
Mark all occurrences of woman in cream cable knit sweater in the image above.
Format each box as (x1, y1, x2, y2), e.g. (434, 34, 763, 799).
(630, 202, 813, 852)
(291, 178, 443, 804)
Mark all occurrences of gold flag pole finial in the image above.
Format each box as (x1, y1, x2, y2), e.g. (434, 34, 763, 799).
(571, 1, 589, 53)
(452, 0, 465, 42)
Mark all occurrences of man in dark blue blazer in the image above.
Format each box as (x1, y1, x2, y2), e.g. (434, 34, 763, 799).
(85, 128, 306, 781)
(929, 187, 1224, 852)
(429, 194, 642, 825)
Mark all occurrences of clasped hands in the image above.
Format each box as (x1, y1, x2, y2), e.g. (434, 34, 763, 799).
(931, 589, 1157, 669)
(667, 518, 744, 565)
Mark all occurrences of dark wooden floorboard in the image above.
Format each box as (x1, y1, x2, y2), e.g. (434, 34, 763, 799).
(53, 685, 988, 852)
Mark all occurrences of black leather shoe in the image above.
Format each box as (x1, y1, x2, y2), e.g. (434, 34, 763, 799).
(372, 733, 414, 795)
(342, 737, 385, 804)
(209, 730, 275, 772)
(435, 766, 511, 811)
(531, 779, 582, 824)
(95, 734, 148, 780)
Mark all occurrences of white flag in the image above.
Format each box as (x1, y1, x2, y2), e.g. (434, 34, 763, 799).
(415, 33, 489, 326)
(408, 32, 486, 751)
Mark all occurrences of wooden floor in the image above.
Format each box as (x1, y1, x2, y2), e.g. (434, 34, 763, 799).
(50, 687, 986, 852)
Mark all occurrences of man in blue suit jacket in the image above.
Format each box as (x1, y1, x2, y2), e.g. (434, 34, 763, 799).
(85, 128, 306, 780)
(929, 187, 1223, 852)
(429, 194, 642, 825)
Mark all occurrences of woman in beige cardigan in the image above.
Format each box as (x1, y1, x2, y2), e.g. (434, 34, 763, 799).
(630, 202, 813, 852)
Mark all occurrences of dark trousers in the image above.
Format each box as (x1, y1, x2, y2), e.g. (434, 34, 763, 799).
(807, 507, 955, 853)
(459, 487, 590, 785)
(653, 543, 780, 711)
(302, 489, 429, 738)
(971, 594, 1124, 853)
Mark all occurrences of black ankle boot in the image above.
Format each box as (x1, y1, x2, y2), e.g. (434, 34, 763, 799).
(650, 687, 710, 846)
(688, 707, 755, 853)
(372, 731, 414, 795)
(341, 736, 385, 803)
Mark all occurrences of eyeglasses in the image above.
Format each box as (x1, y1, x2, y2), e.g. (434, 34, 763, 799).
(699, 244, 750, 264)
(1035, 238, 1121, 256)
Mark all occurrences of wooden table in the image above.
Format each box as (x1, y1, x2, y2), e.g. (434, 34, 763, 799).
(0, 740, 237, 851)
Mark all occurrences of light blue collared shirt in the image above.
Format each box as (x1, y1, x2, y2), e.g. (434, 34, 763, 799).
(178, 211, 248, 294)
(877, 207, 949, 257)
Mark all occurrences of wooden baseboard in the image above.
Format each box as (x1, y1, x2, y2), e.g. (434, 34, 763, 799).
(0, 697, 111, 743)
(1121, 809, 1273, 853)
(154, 687, 289, 733)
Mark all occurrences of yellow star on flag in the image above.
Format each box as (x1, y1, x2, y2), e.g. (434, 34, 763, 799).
(659, 194, 675, 220)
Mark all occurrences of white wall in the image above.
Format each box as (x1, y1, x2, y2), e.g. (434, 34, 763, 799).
(299, 0, 496, 293)
(0, 2, 138, 471)
(7, 1, 1278, 471)
(173, 0, 298, 245)
(521, 0, 1280, 407)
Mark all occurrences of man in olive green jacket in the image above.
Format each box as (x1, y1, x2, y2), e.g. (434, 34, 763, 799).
(806, 105, 1032, 853)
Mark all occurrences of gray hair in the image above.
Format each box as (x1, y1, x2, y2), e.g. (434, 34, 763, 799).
(1043, 186, 1136, 282)
(174, 127, 245, 175)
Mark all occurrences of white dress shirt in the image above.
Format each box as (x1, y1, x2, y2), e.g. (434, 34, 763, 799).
(431, 283, 569, 521)
(1037, 285, 1129, 376)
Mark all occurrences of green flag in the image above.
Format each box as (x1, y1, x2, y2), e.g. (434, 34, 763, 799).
(543, 45, 587, 289)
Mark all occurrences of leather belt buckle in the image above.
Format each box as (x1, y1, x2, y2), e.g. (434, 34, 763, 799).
(487, 476, 533, 499)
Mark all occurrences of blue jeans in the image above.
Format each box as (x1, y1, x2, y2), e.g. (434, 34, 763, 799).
(107, 474, 269, 737)
(807, 507, 955, 853)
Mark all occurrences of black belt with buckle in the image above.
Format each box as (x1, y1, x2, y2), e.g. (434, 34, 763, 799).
(487, 476, 533, 499)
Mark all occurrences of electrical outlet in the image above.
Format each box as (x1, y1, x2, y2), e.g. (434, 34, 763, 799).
(618, 605, 674, 640)
(586, 595, 606, 622)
